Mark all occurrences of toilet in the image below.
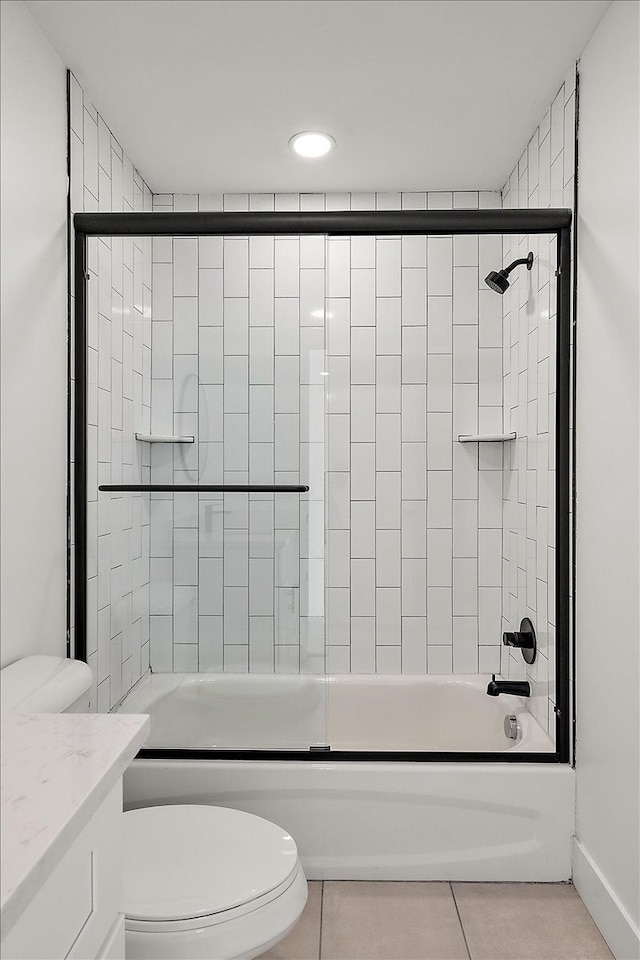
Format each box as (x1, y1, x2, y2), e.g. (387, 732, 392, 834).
(1, 656, 308, 960)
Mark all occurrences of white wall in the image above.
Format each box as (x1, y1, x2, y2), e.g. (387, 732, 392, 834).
(574, 2, 640, 958)
(0, 0, 68, 668)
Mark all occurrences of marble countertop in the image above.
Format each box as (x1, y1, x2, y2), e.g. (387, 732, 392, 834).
(1, 712, 149, 937)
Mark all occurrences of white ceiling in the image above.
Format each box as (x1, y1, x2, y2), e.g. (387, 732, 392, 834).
(25, 0, 610, 194)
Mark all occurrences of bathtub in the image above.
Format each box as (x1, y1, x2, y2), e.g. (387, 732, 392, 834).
(120, 673, 575, 881)
(118, 672, 553, 752)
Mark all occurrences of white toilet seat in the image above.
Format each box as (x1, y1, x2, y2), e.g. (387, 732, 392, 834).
(123, 805, 307, 960)
(125, 862, 305, 934)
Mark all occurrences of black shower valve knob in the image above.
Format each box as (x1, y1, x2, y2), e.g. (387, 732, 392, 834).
(502, 630, 535, 649)
(502, 617, 537, 665)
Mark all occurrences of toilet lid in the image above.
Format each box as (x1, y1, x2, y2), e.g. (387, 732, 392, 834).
(123, 805, 300, 922)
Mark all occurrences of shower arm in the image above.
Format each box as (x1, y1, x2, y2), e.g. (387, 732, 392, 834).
(502, 253, 534, 277)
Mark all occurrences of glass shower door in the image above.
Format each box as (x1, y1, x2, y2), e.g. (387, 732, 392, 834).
(139, 231, 328, 751)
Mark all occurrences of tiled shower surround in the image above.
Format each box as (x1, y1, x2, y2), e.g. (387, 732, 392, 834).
(325, 218, 508, 676)
(148, 190, 512, 677)
(69, 74, 153, 710)
(72, 67, 576, 731)
(500, 67, 576, 734)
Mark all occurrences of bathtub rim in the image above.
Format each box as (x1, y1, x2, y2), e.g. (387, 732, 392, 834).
(134, 747, 566, 763)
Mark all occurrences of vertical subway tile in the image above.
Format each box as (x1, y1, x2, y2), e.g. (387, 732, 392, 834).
(274, 238, 299, 297)
(223, 239, 249, 297)
(250, 269, 275, 326)
(376, 587, 401, 643)
(401, 326, 427, 383)
(453, 266, 478, 324)
(173, 239, 198, 297)
(427, 238, 452, 295)
(401, 268, 427, 325)
(351, 269, 375, 325)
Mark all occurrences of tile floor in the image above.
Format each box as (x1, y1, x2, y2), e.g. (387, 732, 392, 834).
(259, 881, 614, 960)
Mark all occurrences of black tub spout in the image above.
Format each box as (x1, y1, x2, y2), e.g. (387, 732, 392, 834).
(486, 674, 531, 697)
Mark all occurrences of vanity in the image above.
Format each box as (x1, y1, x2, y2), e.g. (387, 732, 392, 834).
(1, 713, 149, 960)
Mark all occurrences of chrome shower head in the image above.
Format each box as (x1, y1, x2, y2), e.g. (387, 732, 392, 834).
(484, 251, 534, 294)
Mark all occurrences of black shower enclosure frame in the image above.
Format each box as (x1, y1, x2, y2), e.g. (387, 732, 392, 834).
(73, 207, 573, 765)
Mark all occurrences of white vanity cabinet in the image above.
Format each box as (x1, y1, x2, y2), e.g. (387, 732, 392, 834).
(1, 714, 149, 960)
(2, 786, 124, 960)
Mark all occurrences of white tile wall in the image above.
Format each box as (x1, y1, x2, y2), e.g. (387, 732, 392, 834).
(324, 195, 504, 674)
(150, 189, 504, 675)
(150, 196, 326, 674)
(500, 65, 577, 738)
(69, 73, 152, 710)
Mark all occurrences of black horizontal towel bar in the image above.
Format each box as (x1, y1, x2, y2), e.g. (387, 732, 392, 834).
(98, 484, 309, 493)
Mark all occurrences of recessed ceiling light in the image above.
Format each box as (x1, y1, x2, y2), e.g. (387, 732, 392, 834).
(289, 131, 335, 159)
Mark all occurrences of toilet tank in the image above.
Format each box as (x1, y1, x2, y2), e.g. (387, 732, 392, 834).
(0, 656, 93, 713)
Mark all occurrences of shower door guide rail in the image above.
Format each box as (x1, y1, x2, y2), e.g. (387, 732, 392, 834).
(74, 208, 571, 236)
(73, 207, 573, 765)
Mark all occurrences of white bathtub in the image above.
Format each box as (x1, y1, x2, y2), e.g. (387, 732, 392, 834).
(120, 673, 575, 881)
(118, 672, 554, 752)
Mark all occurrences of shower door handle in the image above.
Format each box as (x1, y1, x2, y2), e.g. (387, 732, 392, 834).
(98, 484, 310, 493)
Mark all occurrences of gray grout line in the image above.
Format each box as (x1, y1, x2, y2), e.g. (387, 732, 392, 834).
(450, 882, 472, 960)
(318, 880, 325, 960)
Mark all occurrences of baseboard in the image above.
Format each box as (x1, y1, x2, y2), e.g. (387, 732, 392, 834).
(572, 838, 640, 960)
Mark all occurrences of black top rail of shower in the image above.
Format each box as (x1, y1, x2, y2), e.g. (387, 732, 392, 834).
(74, 208, 572, 237)
(97, 484, 309, 493)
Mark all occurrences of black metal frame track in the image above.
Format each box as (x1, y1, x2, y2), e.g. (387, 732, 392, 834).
(136, 747, 560, 763)
(73, 207, 573, 765)
(75, 208, 571, 238)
